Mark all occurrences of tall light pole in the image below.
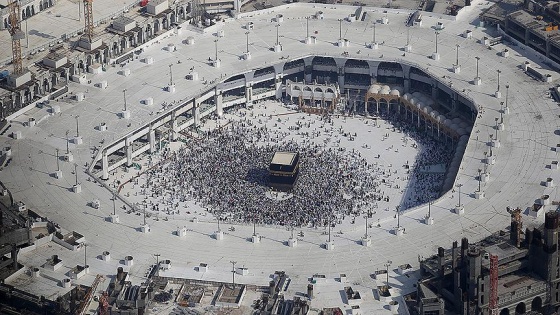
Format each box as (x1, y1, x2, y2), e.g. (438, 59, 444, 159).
(505, 84, 510, 108)
(74, 163, 78, 186)
(478, 168, 482, 192)
(168, 64, 173, 86)
(495, 118, 499, 141)
(339, 19, 343, 41)
(364, 210, 370, 238)
(455, 44, 460, 66)
(328, 215, 332, 243)
(276, 24, 280, 46)
(428, 200, 432, 217)
(306, 16, 310, 39)
(373, 22, 377, 44)
(253, 214, 257, 236)
(112, 191, 117, 216)
(406, 26, 410, 46)
(55, 149, 60, 172)
(496, 69, 501, 92)
(230, 261, 237, 288)
(384, 260, 392, 287)
(65, 130, 70, 154)
(457, 183, 463, 208)
(123, 89, 127, 112)
(245, 31, 250, 54)
(475, 56, 480, 78)
(75, 115, 80, 137)
(396, 205, 400, 229)
(84, 243, 87, 267)
(434, 31, 439, 54)
(214, 38, 218, 62)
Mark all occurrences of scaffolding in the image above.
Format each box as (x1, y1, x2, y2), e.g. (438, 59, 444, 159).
(8, 0, 23, 75)
(83, 0, 94, 42)
(489, 254, 498, 315)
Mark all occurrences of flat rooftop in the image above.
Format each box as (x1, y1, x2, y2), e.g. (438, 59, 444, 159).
(2, 0, 560, 313)
(271, 151, 297, 166)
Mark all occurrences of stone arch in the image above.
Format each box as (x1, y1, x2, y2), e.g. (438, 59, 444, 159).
(154, 19, 160, 33)
(293, 86, 301, 91)
(283, 59, 304, 71)
(24, 89, 31, 103)
(500, 308, 509, 315)
(326, 88, 334, 93)
(344, 58, 368, 69)
(531, 296, 542, 312)
(39, 2, 43, 11)
(51, 73, 57, 87)
(26, 6, 31, 19)
(377, 61, 403, 78)
(146, 23, 153, 38)
(254, 66, 274, 77)
(312, 56, 336, 67)
(515, 302, 526, 315)
(303, 86, 312, 92)
(179, 7, 185, 19)
(170, 11, 176, 24)
(42, 78, 49, 93)
(314, 87, 323, 93)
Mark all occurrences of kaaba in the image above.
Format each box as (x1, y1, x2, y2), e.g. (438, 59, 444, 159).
(268, 151, 300, 191)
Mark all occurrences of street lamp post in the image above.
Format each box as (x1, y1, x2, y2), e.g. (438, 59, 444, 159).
(457, 183, 463, 208)
(306, 16, 310, 39)
(384, 260, 392, 287)
(214, 38, 218, 62)
(75, 115, 79, 137)
(497, 70, 501, 91)
(276, 24, 280, 46)
(65, 130, 70, 154)
(435, 31, 439, 54)
(245, 31, 250, 54)
(456, 44, 460, 66)
(478, 168, 482, 192)
(112, 191, 117, 216)
(169, 64, 173, 86)
(373, 22, 376, 44)
(230, 261, 237, 288)
(339, 19, 342, 41)
(123, 89, 127, 112)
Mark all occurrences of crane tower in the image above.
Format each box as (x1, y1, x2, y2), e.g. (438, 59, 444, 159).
(83, 0, 94, 42)
(8, 0, 24, 75)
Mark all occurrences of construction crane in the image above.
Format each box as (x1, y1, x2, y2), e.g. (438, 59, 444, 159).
(83, 0, 94, 42)
(8, 0, 24, 75)
(489, 254, 498, 315)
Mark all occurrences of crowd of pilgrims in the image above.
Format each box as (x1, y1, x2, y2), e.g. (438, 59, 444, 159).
(137, 108, 454, 227)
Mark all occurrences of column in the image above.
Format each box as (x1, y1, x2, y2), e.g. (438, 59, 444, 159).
(215, 88, 223, 117)
(148, 128, 156, 153)
(338, 67, 344, 89)
(193, 102, 200, 127)
(275, 74, 283, 100)
(245, 85, 253, 104)
(171, 111, 178, 141)
(101, 151, 109, 180)
(126, 138, 133, 167)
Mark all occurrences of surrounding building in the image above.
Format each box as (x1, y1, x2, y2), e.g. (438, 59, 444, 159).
(416, 209, 560, 315)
